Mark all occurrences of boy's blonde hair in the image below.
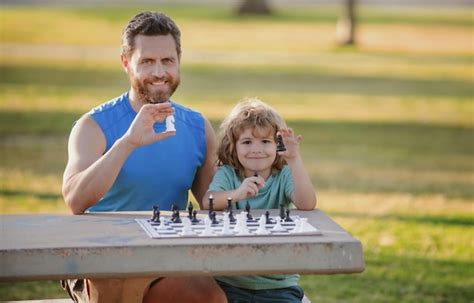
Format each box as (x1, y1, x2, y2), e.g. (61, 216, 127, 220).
(217, 98, 287, 178)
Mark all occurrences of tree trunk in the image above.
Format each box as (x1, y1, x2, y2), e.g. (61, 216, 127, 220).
(237, 0, 273, 16)
(336, 0, 356, 45)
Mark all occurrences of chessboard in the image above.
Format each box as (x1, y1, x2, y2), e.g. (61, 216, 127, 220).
(136, 211, 321, 239)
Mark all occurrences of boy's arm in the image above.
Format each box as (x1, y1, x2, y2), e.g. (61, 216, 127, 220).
(287, 155, 317, 210)
(279, 128, 317, 210)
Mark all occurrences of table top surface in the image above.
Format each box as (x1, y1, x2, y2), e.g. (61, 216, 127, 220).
(0, 209, 365, 281)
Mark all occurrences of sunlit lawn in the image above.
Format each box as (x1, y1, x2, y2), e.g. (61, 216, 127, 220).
(0, 4, 473, 302)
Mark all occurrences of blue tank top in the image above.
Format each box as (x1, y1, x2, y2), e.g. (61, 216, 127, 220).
(87, 92, 206, 212)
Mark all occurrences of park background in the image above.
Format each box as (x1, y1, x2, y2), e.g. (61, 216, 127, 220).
(0, 0, 472, 301)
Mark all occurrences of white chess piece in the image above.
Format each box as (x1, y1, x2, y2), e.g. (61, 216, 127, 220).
(236, 212, 251, 235)
(290, 218, 301, 234)
(220, 212, 234, 236)
(165, 115, 176, 132)
(180, 217, 195, 236)
(256, 214, 270, 235)
(200, 216, 214, 236)
(157, 217, 167, 230)
(272, 217, 286, 232)
(298, 218, 309, 233)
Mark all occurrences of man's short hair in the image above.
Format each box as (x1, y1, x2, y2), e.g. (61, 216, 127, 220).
(121, 11, 181, 58)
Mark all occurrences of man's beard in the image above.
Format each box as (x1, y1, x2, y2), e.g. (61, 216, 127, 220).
(130, 73, 180, 104)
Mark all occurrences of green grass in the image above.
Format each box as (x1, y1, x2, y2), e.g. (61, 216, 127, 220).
(0, 4, 473, 302)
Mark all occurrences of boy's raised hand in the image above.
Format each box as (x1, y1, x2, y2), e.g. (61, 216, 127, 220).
(277, 128, 302, 160)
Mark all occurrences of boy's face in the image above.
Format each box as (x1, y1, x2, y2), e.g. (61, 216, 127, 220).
(236, 127, 277, 179)
(122, 34, 180, 104)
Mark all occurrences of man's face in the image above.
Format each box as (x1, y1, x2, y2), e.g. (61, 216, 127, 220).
(123, 34, 180, 104)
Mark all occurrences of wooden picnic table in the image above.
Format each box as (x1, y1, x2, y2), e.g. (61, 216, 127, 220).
(0, 209, 364, 301)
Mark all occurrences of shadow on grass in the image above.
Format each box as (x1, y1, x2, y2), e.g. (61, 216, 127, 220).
(300, 252, 474, 303)
(327, 211, 474, 227)
(1, 63, 473, 99)
(184, 65, 474, 99)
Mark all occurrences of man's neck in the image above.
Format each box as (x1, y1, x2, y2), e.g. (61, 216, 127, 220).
(128, 89, 145, 113)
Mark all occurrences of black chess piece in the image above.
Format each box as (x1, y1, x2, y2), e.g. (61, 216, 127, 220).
(188, 203, 193, 219)
(192, 210, 199, 223)
(211, 211, 219, 225)
(171, 204, 178, 221)
(172, 209, 182, 224)
(276, 134, 286, 152)
(154, 210, 161, 223)
(285, 208, 293, 222)
(151, 205, 160, 222)
(208, 195, 214, 218)
(265, 210, 272, 224)
(226, 197, 236, 222)
(279, 204, 286, 220)
(245, 201, 253, 221)
(229, 208, 236, 223)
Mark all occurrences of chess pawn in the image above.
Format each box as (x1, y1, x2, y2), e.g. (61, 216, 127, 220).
(256, 214, 270, 235)
(187, 203, 193, 219)
(228, 207, 236, 223)
(200, 217, 214, 236)
(165, 115, 176, 132)
(245, 201, 253, 221)
(265, 211, 273, 224)
(272, 217, 286, 232)
(191, 210, 199, 223)
(157, 217, 167, 230)
(285, 209, 293, 222)
(235, 213, 251, 235)
(290, 218, 301, 234)
(298, 218, 309, 233)
(180, 217, 195, 236)
(220, 212, 234, 236)
(211, 211, 219, 225)
(279, 204, 286, 220)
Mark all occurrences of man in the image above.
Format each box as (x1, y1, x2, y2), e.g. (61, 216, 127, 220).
(62, 11, 226, 303)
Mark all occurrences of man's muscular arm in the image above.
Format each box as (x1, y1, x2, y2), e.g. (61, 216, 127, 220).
(62, 103, 175, 214)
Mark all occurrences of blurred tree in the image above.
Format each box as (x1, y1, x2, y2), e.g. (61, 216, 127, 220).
(336, 0, 357, 45)
(237, 0, 273, 15)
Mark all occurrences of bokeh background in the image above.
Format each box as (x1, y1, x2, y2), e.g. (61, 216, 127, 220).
(0, 0, 472, 301)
